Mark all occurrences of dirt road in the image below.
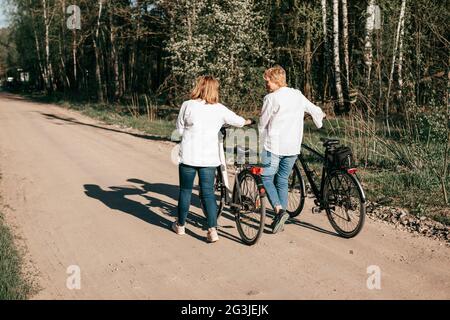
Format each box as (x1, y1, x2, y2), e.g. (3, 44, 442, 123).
(0, 92, 449, 299)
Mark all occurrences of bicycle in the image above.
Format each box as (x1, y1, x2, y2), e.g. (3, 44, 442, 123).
(203, 124, 267, 246)
(286, 138, 366, 238)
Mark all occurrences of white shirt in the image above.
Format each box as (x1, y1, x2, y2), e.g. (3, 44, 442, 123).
(176, 99, 246, 167)
(258, 87, 325, 156)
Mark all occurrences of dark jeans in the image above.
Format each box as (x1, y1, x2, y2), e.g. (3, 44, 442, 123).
(177, 163, 217, 229)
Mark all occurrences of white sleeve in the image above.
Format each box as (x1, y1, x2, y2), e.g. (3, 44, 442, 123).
(258, 95, 275, 133)
(301, 91, 325, 128)
(176, 102, 188, 136)
(222, 105, 246, 127)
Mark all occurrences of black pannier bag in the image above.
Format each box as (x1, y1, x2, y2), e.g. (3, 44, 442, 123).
(328, 146, 354, 169)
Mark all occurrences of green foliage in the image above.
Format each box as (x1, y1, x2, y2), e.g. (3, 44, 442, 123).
(302, 108, 449, 223)
(3, 0, 449, 223)
(161, 0, 271, 109)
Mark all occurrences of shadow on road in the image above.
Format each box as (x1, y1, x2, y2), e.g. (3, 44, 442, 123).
(286, 218, 340, 238)
(128, 178, 243, 244)
(262, 210, 340, 237)
(39, 112, 172, 142)
(83, 178, 243, 244)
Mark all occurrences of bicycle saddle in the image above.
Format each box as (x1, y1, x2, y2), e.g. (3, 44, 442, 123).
(320, 138, 340, 147)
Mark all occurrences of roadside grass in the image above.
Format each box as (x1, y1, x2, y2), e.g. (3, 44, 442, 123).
(302, 116, 450, 225)
(25, 91, 176, 138)
(71, 103, 175, 138)
(13, 90, 450, 226)
(0, 212, 32, 300)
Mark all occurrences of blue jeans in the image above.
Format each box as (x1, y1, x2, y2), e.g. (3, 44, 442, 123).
(177, 163, 217, 228)
(261, 149, 298, 211)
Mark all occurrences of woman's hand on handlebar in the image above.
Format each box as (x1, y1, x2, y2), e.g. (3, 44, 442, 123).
(245, 118, 256, 126)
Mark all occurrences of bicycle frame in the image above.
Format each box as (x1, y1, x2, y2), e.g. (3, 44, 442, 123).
(217, 129, 265, 211)
(297, 143, 328, 207)
(217, 132, 249, 210)
(218, 135, 233, 204)
(297, 143, 367, 209)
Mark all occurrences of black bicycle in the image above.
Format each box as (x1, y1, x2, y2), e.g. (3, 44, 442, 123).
(201, 125, 267, 245)
(287, 138, 366, 238)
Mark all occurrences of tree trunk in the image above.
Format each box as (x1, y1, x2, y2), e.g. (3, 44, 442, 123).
(443, 68, 450, 204)
(396, 6, 406, 108)
(134, 3, 140, 92)
(72, 28, 77, 89)
(59, 0, 70, 91)
(341, 0, 350, 92)
(364, 0, 376, 87)
(71, 0, 77, 90)
(321, 0, 329, 102)
(332, 0, 344, 111)
(304, 19, 312, 99)
(33, 28, 46, 89)
(29, 2, 46, 89)
(385, 0, 407, 127)
(42, 0, 56, 92)
(93, 0, 104, 103)
(109, 1, 120, 101)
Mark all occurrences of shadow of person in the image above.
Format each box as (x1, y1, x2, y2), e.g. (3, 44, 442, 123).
(126, 178, 243, 244)
(127, 178, 206, 227)
(127, 178, 202, 208)
(83, 183, 169, 227)
(83, 183, 206, 242)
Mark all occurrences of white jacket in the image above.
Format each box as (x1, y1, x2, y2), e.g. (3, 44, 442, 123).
(176, 99, 246, 167)
(258, 87, 325, 156)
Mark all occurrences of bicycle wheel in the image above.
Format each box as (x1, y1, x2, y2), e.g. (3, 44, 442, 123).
(323, 171, 366, 238)
(234, 170, 266, 245)
(286, 162, 305, 218)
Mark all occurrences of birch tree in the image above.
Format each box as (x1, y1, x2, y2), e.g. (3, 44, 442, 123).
(341, 0, 350, 92)
(93, 0, 104, 102)
(332, 0, 344, 110)
(109, 0, 120, 101)
(321, 0, 329, 101)
(385, 0, 407, 126)
(28, 0, 46, 89)
(42, 0, 56, 92)
(58, 0, 70, 90)
(397, 3, 406, 104)
(364, 0, 376, 87)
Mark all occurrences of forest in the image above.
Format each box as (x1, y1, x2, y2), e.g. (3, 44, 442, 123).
(1, 0, 449, 222)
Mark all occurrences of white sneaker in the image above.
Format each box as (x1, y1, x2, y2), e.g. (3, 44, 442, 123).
(207, 228, 219, 243)
(172, 221, 185, 235)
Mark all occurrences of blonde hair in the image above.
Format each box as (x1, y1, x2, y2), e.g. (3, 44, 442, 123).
(264, 65, 287, 87)
(190, 75, 220, 104)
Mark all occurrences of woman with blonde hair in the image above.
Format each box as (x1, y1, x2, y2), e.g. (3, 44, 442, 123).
(173, 75, 253, 243)
(259, 65, 325, 233)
